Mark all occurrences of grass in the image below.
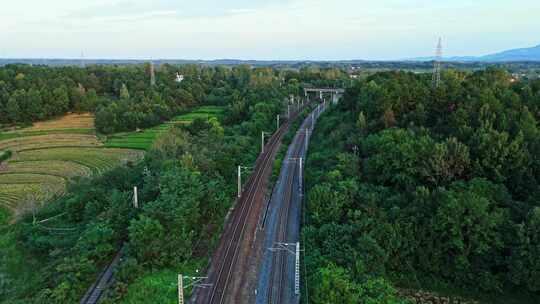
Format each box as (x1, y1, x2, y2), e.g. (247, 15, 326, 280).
(105, 106, 225, 150)
(117, 259, 207, 304)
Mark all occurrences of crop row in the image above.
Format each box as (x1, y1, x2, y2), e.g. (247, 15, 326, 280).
(25, 113, 95, 131)
(0, 173, 66, 185)
(5, 160, 93, 178)
(0, 134, 101, 152)
(16, 148, 145, 175)
(0, 183, 64, 211)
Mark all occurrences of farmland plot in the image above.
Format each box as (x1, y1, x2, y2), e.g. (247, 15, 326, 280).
(0, 113, 144, 219)
(105, 106, 225, 150)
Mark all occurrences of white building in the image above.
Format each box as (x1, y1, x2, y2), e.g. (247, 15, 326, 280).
(175, 73, 185, 83)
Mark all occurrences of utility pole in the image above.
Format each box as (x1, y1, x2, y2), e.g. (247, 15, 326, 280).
(277, 115, 280, 131)
(299, 157, 303, 188)
(238, 166, 242, 198)
(268, 242, 301, 297)
(133, 186, 139, 209)
(288, 104, 291, 119)
(295, 242, 300, 295)
(178, 274, 184, 304)
(261, 131, 265, 154)
(237, 166, 251, 198)
(178, 275, 210, 304)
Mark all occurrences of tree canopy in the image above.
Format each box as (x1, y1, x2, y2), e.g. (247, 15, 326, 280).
(304, 68, 540, 302)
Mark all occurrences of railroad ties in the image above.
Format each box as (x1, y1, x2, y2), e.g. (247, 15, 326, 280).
(80, 249, 123, 304)
(193, 107, 305, 304)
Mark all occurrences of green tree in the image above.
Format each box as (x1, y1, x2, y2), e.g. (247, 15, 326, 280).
(6, 94, 21, 122)
(312, 264, 406, 304)
(128, 215, 166, 265)
(430, 179, 506, 291)
(120, 83, 130, 100)
(357, 111, 367, 135)
(509, 207, 540, 292)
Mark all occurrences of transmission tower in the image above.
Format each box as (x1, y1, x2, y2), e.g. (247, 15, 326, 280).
(150, 61, 156, 86)
(80, 51, 85, 68)
(432, 37, 442, 88)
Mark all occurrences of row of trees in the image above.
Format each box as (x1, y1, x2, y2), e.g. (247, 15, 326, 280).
(304, 69, 540, 302)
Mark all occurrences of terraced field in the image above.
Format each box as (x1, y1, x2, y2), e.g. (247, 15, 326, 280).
(0, 183, 64, 211)
(25, 112, 94, 131)
(16, 148, 144, 175)
(105, 106, 225, 150)
(0, 134, 102, 152)
(5, 161, 93, 178)
(0, 113, 144, 218)
(0, 108, 223, 219)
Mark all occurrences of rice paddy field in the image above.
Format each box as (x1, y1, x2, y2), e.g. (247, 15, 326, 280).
(0, 107, 224, 220)
(105, 105, 225, 150)
(0, 113, 143, 218)
(25, 112, 95, 131)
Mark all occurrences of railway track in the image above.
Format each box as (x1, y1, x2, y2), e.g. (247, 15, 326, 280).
(193, 108, 304, 304)
(79, 248, 124, 304)
(266, 106, 318, 304)
(267, 124, 307, 304)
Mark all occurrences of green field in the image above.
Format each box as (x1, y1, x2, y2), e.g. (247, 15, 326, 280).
(105, 106, 225, 150)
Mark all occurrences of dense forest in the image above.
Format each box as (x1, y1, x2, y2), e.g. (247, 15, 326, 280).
(0, 64, 348, 303)
(304, 68, 540, 303)
(0, 64, 348, 134)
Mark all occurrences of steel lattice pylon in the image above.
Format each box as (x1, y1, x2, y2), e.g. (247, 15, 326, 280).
(150, 61, 156, 86)
(432, 37, 443, 88)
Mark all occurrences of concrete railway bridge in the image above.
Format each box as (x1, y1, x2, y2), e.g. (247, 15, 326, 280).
(303, 87, 344, 104)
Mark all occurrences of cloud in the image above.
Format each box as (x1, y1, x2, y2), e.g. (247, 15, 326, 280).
(61, 0, 290, 20)
(1, 0, 539, 60)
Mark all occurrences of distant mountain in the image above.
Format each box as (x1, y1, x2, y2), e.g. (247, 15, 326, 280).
(480, 44, 540, 61)
(410, 43, 540, 62)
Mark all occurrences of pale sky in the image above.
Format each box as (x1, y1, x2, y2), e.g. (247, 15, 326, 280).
(1, 0, 539, 60)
